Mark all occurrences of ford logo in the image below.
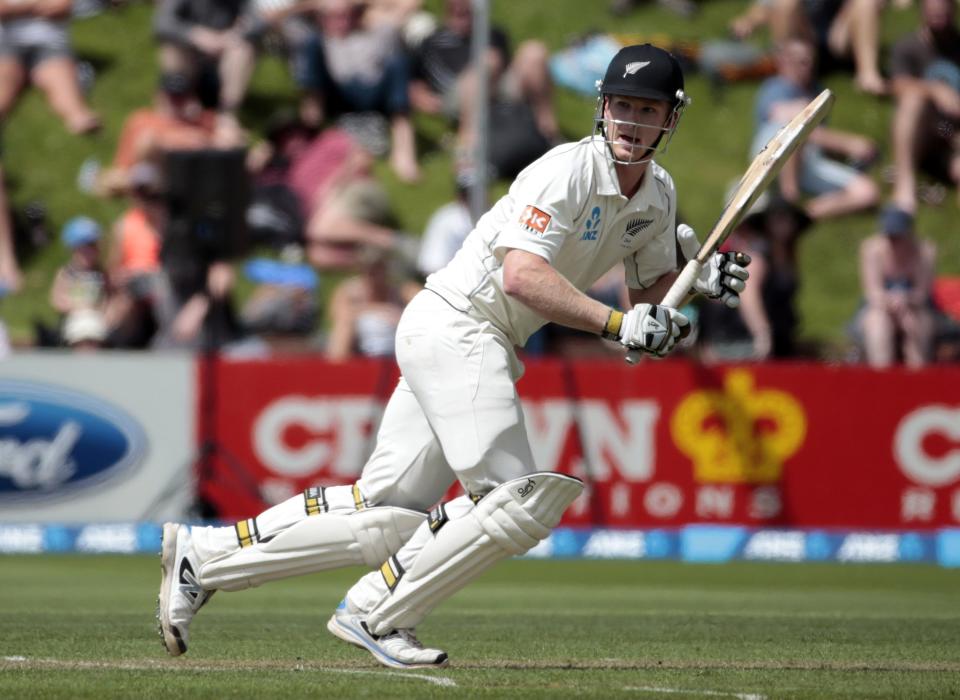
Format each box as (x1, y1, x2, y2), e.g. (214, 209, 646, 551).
(0, 380, 148, 500)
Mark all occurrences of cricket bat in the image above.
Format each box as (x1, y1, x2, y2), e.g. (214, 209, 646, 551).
(625, 88, 835, 365)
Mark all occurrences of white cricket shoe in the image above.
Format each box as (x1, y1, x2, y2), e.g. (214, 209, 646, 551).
(156, 522, 215, 656)
(327, 599, 448, 669)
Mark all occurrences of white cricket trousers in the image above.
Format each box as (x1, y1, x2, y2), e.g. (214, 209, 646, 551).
(356, 290, 536, 507)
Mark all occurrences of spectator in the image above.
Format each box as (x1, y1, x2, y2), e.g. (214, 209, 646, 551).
(97, 72, 222, 197)
(251, 116, 415, 272)
(0, 0, 101, 133)
(105, 162, 167, 347)
(294, 0, 420, 182)
(753, 38, 880, 220)
(50, 216, 110, 319)
(854, 204, 936, 368)
(409, 0, 557, 178)
(729, 0, 887, 96)
(325, 249, 420, 361)
(698, 195, 812, 361)
(153, 0, 262, 140)
(416, 169, 475, 277)
(240, 256, 319, 344)
(888, 0, 960, 213)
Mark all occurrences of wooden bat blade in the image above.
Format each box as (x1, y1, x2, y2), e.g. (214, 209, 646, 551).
(694, 88, 835, 265)
(625, 89, 835, 364)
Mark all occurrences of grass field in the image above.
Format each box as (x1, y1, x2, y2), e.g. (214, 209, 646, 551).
(1, 556, 958, 698)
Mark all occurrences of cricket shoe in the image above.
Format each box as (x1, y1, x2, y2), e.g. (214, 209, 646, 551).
(157, 522, 215, 656)
(326, 599, 448, 669)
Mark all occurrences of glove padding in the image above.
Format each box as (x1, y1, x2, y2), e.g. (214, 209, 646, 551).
(619, 303, 690, 357)
(677, 224, 751, 309)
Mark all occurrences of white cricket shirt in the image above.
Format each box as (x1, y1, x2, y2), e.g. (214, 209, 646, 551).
(425, 135, 679, 347)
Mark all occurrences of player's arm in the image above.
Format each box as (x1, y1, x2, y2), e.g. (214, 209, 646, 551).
(501, 249, 610, 334)
(503, 249, 687, 356)
(627, 272, 678, 307)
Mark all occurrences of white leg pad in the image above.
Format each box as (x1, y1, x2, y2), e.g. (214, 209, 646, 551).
(198, 506, 425, 592)
(365, 472, 582, 634)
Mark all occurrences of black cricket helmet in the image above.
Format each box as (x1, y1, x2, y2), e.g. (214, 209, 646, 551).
(594, 44, 691, 164)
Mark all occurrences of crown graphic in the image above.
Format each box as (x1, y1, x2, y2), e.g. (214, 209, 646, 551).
(670, 370, 806, 483)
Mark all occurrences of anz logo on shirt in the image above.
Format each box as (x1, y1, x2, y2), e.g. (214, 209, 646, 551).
(580, 207, 601, 241)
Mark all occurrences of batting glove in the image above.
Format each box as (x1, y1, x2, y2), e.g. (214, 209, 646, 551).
(606, 303, 690, 358)
(677, 224, 751, 309)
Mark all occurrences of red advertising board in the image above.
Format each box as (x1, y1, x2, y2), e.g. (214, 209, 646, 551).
(198, 357, 960, 529)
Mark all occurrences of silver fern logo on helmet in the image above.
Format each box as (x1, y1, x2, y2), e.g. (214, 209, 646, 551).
(623, 61, 651, 77)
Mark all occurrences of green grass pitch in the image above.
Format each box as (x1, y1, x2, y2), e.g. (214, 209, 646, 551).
(1, 556, 958, 698)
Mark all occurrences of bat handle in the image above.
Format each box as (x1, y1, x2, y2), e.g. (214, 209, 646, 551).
(624, 260, 702, 366)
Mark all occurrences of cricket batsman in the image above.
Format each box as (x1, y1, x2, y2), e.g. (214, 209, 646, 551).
(157, 44, 750, 669)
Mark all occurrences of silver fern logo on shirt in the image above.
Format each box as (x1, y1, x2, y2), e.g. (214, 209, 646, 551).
(621, 217, 655, 245)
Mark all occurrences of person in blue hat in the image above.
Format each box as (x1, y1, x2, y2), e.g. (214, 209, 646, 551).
(855, 204, 937, 367)
(49, 216, 112, 337)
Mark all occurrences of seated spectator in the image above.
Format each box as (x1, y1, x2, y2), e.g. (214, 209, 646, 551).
(50, 216, 111, 319)
(48, 215, 142, 346)
(698, 195, 812, 361)
(248, 114, 415, 271)
(416, 169, 475, 278)
(240, 256, 319, 344)
(152, 0, 262, 139)
(97, 72, 222, 196)
(105, 162, 167, 347)
(294, 0, 420, 182)
(0, 0, 101, 133)
(325, 249, 420, 361)
(888, 0, 960, 213)
(729, 0, 887, 96)
(853, 205, 936, 368)
(409, 0, 557, 178)
(753, 38, 880, 220)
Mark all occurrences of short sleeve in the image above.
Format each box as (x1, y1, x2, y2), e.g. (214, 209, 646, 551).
(492, 157, 580, 264)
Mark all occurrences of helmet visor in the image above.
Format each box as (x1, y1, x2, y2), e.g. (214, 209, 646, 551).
(593, 91, 689, 165)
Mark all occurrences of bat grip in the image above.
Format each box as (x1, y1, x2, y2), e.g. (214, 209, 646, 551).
(624, 260, 702, 366)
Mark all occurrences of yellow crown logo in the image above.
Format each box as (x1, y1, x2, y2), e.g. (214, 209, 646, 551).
(670, 369, 806, 483)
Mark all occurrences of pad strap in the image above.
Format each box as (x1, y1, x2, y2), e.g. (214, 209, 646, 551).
(364, 472, 583, 634)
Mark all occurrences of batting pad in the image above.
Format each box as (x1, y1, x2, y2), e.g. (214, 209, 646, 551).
(198, 506, 425, 591)
(365, 472, 583, 634)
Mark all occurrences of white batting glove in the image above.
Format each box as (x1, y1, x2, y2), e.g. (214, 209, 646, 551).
(615, 303, 690, 358)
(677, 224, 751, 309)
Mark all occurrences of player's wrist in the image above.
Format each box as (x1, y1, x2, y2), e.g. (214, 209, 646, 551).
(601, 308, 624, 340)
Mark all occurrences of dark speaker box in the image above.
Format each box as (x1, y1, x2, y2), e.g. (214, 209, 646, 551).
(164, 148, 251, 262)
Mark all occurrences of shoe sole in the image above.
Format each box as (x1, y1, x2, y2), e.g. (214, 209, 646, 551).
(157, 522, 186, 656)
(326, 614, 448, 670)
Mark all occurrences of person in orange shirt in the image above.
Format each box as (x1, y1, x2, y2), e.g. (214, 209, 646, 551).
(106, 162, 168, 347)
(97, 72, 221, 197)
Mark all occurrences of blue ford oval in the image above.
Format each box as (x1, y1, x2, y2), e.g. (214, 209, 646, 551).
(0, 380, 148, 500)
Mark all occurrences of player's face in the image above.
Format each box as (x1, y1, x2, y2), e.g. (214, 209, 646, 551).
(603, 95, 672, 164)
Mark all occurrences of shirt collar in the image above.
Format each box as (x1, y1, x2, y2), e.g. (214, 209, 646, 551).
(589, 135, 665, 211)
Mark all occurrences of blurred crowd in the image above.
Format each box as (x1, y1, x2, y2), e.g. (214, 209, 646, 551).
(0, 0, 957, 368)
